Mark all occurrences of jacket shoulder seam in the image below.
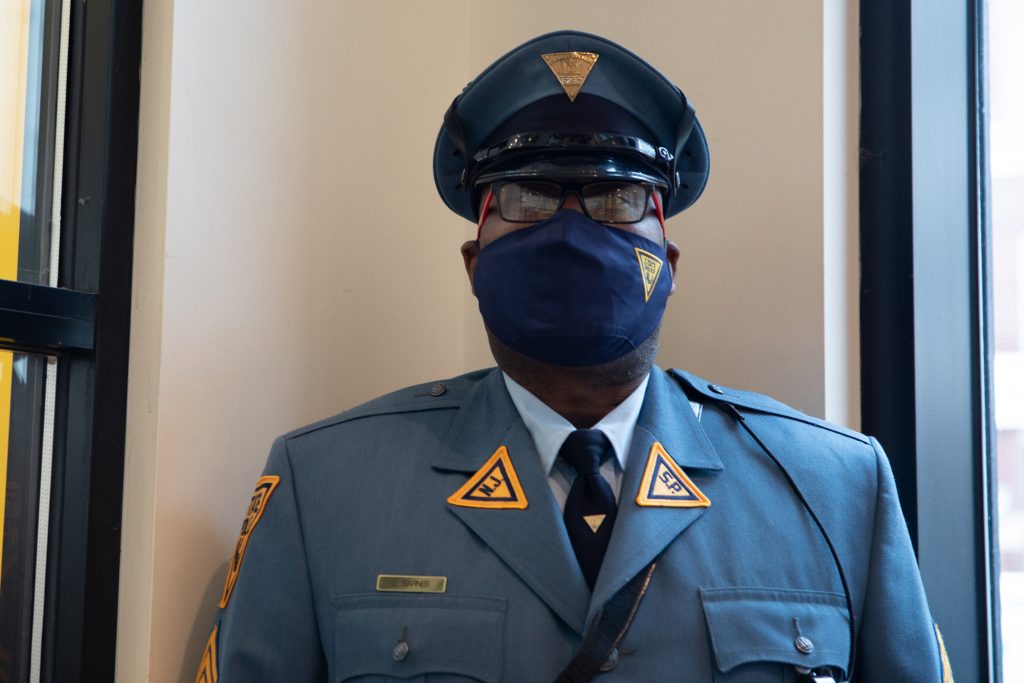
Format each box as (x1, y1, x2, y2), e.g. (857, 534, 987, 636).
(283, 400, 463, 442)
(667, 368, 869, 445)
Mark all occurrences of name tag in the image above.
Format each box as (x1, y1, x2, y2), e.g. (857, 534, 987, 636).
(376, 574, 447, 593)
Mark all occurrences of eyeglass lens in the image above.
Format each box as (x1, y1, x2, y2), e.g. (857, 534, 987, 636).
(494, 181, 650, 223)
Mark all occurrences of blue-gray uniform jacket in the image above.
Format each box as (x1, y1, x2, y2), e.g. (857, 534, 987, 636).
(197, 366, 949, 682)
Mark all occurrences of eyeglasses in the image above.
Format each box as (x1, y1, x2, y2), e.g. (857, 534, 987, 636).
(489, 180, 657, 224)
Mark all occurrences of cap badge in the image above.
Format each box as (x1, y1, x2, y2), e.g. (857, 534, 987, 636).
(635, 248, 664, 302)
(541, 51, 599, 102)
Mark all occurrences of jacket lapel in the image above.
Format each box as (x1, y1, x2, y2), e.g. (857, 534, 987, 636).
(432, 369, 591, 635)
(587, 367, 724, 622)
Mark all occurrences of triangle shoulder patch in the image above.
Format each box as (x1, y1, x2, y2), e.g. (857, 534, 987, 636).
(636, 442, 710, 508)
(194, 623, 219, 683)
(447, 445, 528, 509)
(219, 475, 281, 608)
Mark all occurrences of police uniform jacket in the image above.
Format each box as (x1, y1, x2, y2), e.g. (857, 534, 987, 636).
(202, 366, 945, 682)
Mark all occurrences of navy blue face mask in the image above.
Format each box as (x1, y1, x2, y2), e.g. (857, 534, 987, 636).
(473, 210, 672, 367)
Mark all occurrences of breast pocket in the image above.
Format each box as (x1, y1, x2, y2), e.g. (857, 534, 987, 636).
(332, 593, 506, 683)
(700, 587, 850, 683)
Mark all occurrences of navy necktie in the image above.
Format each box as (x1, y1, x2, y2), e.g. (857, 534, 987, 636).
(560, 429, 618, 590)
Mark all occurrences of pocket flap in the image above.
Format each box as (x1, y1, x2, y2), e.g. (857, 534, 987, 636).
(333, 593, 505, 681)
(700, 587, 850, 677)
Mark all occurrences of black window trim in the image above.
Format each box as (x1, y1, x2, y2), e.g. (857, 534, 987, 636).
(860, 1, 996, 682)
(0, 0, 143, 679)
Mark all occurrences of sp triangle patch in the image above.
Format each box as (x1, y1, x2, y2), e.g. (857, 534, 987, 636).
(635, 248, 664, 302)
(541, 51, 599, 102)
(636, 442, 710, 508)
(448, 445, 528, 509)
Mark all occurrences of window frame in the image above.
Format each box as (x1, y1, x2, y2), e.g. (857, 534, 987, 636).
(859, 1, 996, 681)
(0, 0, 143, 679)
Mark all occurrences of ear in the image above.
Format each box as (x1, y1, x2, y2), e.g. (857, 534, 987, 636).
(665, 240, 680, 296)
(460, 240, 480, 292)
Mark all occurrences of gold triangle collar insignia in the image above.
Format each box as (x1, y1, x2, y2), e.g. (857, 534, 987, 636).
(448, 445, 528, 509)
(541, 51, 599, 102)
(635, 248, 664, 303)
(636, 442, 710, 508)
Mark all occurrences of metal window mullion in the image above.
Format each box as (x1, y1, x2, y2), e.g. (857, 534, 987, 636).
(47, 0, 70, 290)
(29, 357, 58, 683)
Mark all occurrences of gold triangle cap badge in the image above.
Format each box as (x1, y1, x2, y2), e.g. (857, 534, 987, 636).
(541, 51, 599, 102)
(635, 248, 664, 303)
(636, 442, 710, 508)
(583, 514, 607, 533)
(448, 445, 528, 509)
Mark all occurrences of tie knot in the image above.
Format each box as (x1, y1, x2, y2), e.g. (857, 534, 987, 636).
(559, 429, 611, 476)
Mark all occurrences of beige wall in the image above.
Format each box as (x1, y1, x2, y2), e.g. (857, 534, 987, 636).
(118, 1, 859, 680)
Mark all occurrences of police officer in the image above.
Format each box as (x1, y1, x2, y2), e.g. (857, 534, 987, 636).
(196, 31, 952, 682)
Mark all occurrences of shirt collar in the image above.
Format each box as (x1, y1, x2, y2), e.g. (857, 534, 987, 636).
(502, 371, 650, 476)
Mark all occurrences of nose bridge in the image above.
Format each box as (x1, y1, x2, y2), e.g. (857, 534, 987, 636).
(559, 190, 586, 213)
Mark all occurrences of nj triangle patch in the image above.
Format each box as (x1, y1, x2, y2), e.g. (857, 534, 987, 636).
(636, 442, 710, 508)
(541, 51, 599, 102)
(448, 445, 528, 509)
(635, 248, 664, 302)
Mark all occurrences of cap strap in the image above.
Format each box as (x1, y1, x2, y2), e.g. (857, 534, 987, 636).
(671, 96, 696, 194)
(652, 191, 666, 237)
(476, 189, 494, 238)
(443, 96, 470, 185)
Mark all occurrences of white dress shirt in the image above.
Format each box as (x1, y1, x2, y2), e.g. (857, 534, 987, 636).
(502, 372, 649, 511)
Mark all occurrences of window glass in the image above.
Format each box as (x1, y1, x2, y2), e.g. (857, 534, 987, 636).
(1, 0, 63, 678)
(991, 0, 1024, 677)
(0, 351, 51, 681)
(2, 0, 53, 285)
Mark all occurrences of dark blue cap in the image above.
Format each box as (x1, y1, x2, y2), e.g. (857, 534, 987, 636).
(433, 30, 710, 222)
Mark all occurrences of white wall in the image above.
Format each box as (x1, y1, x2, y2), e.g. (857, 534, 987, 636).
(119, 2, 859, 680)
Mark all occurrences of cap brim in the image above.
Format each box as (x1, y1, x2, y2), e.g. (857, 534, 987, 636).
(475, 155, 668, 188)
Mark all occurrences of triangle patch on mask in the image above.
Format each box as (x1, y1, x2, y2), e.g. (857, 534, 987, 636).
(635, 248, 664, 302)
(541, 51, 599, 102)
(448, 446, 528, 509)
(636, 442, 710, 507)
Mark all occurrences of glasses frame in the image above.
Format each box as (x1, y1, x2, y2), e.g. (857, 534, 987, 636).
(490, 180, 658, 224)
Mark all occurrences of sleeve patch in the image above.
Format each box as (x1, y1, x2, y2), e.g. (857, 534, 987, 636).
(219, 475, 281, 608)
(195, 623, 219, 683)
(934, 623, 954, 683)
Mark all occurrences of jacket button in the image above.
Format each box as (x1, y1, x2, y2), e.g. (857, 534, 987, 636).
(708, 384, 725, 394)
(429, 382, 447, 397)
(599, 648, 619, 672)
(794, 636, 814, 654)
(392, 640, 410, 661)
